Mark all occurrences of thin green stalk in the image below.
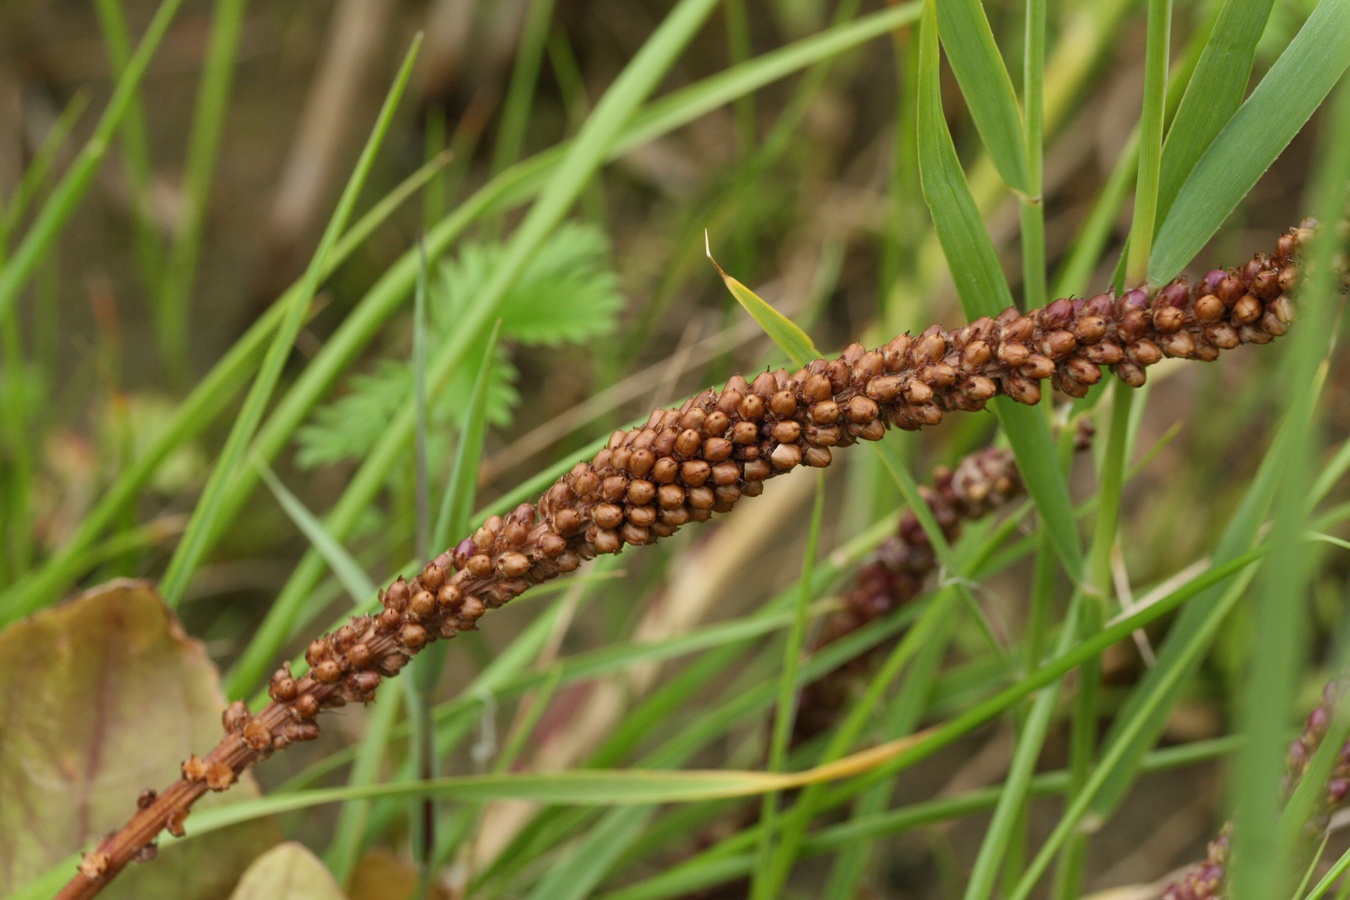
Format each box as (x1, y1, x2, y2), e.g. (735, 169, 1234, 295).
(1019, 0, 1046, 311)
(0, 0, 185, 324)
(158, 35, 423, 604)
(1051, 389, 1133, 898)
(1126, 0, 1171, 285)
(751, 472, 825, 898)
(91, 0, 165, 298)
(156, 0, 248, 381)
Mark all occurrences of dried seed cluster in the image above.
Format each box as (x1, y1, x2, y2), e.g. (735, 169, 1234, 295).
(1163, 826, 1232, 900)
(792, 443, 1036, 741)
(67, 222, 1325, 899)
(1163, 679, 1350, 899)
(208, 222, 1315, 800)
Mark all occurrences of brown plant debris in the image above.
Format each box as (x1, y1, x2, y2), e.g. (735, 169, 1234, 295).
(58, 222, 1321, 898)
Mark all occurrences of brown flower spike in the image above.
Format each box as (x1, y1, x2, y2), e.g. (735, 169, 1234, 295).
(58, 222, 1318, 898)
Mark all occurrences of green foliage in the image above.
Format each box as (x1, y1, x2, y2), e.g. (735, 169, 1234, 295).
(6, 1, 1350, 898)
(296, 223, 622, 468)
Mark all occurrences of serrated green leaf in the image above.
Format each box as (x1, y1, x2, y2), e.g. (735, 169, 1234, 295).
(706, 235, 819, 368)
(436, 222, 623, 345)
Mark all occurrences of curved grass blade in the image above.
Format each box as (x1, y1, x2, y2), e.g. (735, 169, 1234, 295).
(1154, 0, 1275, 224)
(915, 0, 1082, 576)
(707, 233, 820, 368)
(1148, 0, 1350, 283)
(936, 0, 1028, 192)
(157, 34, 424, 604)
(0, 0, 185, 324)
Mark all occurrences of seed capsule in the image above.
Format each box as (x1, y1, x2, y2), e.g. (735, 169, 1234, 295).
(222, 701, 250, 734)
(621, 523, 650, 545)
(810, 401, 840, 424)
(847, 396, 880, 423)
(804, 374, 832, 402)
(731, 421, 759, 444)
(348, 642, 373, 668)
(1023, 353, 1058, 381)
(420, 564, 444, 592)
(498, 552, 531, 578)
(997, 342, 1029, 367)
(680, 460, 711, 486)
(626, 505, 657, 527)
(410, 590, 436, 618)
(1232, 293, 1262, 324)
(771, 443, 802, 470)
(293, 693, 321, 720)
(627, 480, 656, 505)
(904, 381, 933, 404)
(593, 529, 622, 554)
(243, 720, 273, 750)
(704, 437, 734, 462)
(657, 484, 686, 508)
(314, 660, 342, 684)
(770, 391, 797, 417)
(772, 421, 802, 443)
(400, 623, 429, 649)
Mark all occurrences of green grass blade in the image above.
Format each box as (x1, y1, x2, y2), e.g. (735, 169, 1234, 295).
(1, 92, 90, 236)
(0, 0, 185, 324)
(916, 0, 1081, 576)
(1148, 0, 1350, 283)
(434, 321, 503, 552)
(225, 0, 722, 693)
(752, 474, 825, 898)
(1154, 0, 1275, 225)
(256, 460, 377, 602)
(157, 34, 423, 604)
(936, 0, 1028, 192)
(1124, 0, 1172, 285)
(707, 235, 820, 368)
(1231, 75, 1350, 900)
(916, 0, 1015, 321)
(156, 0, 248, 379)
(91, 0, 164, 293)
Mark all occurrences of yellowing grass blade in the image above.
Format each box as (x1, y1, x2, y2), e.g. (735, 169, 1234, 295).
(706, 231, 820, 368)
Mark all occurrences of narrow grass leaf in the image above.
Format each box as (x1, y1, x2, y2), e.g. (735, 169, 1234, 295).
(257, 460, 377, 602)
(157, 35, 423, 604)
(433, 321, 502, 552)
(1148, 0, 1350, 283)
(155, 0, 248, 376)
(936, 0, 1028, 192)
(1231, 77, 1350, 900)
(915, 0, 1081, 575)
(1154, 0, 1274, 224)
(225, 0, 722, 693)
(707, 234, 820, 368)
(0, 0, 185, 324)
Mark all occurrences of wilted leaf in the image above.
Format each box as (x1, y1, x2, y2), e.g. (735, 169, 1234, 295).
(0, 580, 279, 899)
(228, 843, 346, 900)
